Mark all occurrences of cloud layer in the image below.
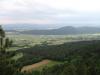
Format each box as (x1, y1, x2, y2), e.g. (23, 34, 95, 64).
(0, 0, 100, 26)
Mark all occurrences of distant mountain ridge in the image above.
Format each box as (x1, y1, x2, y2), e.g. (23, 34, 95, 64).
(3, 24, 100, 35)
(20, 26, 100, 35)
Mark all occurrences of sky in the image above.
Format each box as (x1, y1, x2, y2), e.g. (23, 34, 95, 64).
(0, 0, 100, 26)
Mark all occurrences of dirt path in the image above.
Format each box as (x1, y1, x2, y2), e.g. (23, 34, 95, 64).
(21, 59, 50, 72)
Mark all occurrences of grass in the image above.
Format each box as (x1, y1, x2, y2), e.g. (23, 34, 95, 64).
(34, 60, 61, 71)
(21, 59, 62, 72)
(12, 53, 23, 60)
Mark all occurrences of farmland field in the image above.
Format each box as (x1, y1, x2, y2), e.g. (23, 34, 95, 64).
(7, 33, 100, 51)
(21, 59, 61, 72)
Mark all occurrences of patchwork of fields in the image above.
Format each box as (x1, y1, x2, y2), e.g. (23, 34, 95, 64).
(7, 33, 100, 51)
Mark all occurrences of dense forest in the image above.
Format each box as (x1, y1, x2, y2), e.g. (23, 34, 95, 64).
(18, 40, 100, 75)
(1, 26, 100, 75)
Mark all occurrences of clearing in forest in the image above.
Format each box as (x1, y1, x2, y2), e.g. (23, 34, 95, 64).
(21, 59, 60, 72)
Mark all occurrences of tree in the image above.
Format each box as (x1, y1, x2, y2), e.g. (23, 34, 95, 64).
(0, 25, 21, 75)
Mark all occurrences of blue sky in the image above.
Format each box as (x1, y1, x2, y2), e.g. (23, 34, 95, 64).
(0, 0, 100, 26)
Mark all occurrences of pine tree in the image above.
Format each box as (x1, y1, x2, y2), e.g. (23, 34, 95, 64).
(0, 25, 20, 75)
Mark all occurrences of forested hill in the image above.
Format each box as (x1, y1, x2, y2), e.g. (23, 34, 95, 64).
(20, 26, 100, 35)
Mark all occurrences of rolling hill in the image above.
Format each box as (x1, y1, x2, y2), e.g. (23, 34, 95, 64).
(20, 26, 100, 35)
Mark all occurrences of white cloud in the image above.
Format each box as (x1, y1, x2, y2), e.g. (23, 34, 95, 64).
(0, 0, 100, 25)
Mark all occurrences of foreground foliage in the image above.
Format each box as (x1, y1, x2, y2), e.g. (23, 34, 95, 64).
(0, 26, 21, 75)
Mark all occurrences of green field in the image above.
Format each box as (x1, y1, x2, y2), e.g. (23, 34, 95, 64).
(7, 33, 100, 51)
